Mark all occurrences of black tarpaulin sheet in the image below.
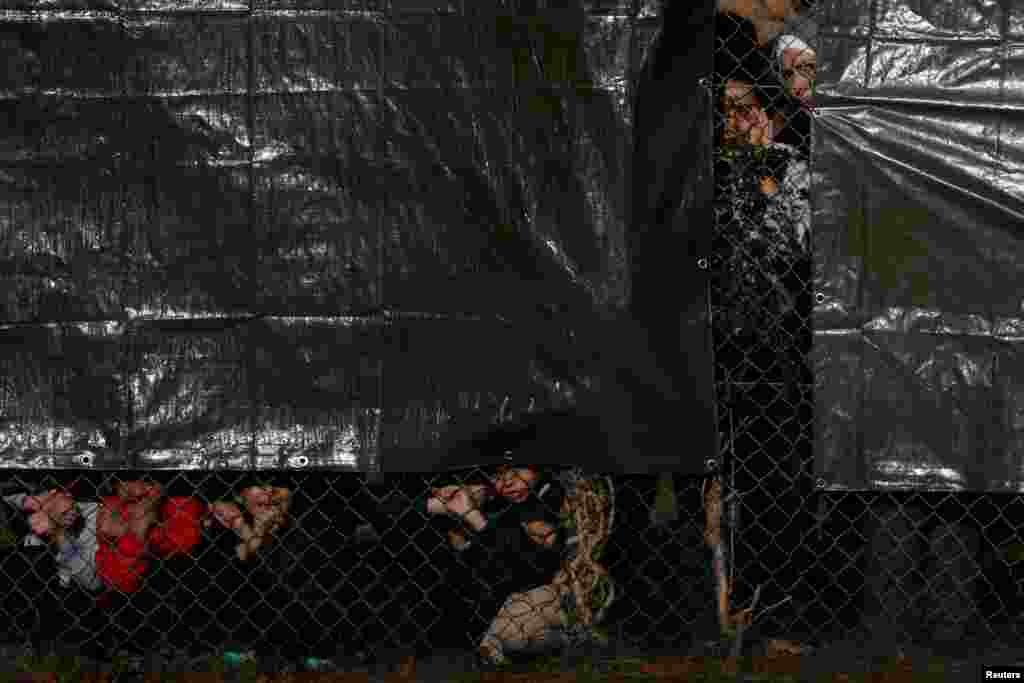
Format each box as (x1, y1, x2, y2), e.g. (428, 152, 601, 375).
(814, 0, 1024, 490)
(0, 0, 715, 474)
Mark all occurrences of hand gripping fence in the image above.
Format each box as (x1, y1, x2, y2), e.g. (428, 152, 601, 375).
(1, 3, 1020, 674)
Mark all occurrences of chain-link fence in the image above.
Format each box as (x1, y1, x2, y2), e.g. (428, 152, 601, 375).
(710, 0, 1024, 657)
(0, 467, 718, 670)
(2, 0, 1020, 674)
(707, 1, 817, 652)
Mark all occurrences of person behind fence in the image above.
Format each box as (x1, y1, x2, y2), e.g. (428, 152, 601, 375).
(626, 0, 806, 467)
(3, 480, 205, 594)
(775, 34, 815, 105)
(718, 76, 810, 248)
(195, 479, 304, 661)
(711, 22, 811, 338)
(3, 480, 290, 596)
(766, 33, 815, 153)
(206, 484, 292, 563)
(4, 486, 103, 592)
(416, 463, 617, 668)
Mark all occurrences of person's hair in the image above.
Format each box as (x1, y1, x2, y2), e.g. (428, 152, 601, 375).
(714, 13, 782, 141)
(494, 463, 539, 477)
(772, 33, 811, 66)
(769, 33, 814, 116)
(235, 475, 281, 491)
(106, 470, 158, 493)
(205, 474, 281, 505)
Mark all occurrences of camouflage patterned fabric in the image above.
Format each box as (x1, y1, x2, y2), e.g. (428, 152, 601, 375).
(550, 468, 616, 643)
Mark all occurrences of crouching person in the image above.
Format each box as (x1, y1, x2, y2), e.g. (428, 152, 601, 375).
(425, 464, 617, 667)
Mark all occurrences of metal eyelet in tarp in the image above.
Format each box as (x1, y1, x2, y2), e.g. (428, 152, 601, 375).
(0, 0, 719, 475)
(812, 0, 1024, 492)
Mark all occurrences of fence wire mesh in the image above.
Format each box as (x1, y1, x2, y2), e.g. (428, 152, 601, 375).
(710, 2, 1023, 656)
(709, 3, 817, 647)
(0, 467, 715, 668)
(2, 1, 1021, 673)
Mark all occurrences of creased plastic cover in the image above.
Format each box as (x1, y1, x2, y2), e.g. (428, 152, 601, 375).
(0, 1, 704, 473)
(814, 0, 1024, 490)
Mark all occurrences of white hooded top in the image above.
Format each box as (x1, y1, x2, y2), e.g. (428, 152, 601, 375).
(4, 494, 103, 592)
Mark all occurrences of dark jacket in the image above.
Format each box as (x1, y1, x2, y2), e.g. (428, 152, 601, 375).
(710, 141, 811, 375)
(456, 472, 566, 594)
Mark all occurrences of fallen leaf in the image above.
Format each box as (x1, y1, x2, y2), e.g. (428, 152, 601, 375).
(766, 638, 812, 657)
(399, 654, 416, 678)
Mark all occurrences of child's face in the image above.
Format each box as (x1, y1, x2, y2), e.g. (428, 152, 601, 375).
(241, 486, 274, 512)
(722, 80, 770, 144)
(492, 468, 536, 503)
(240, 486, 291, 521)
(781, 47, 816, 103)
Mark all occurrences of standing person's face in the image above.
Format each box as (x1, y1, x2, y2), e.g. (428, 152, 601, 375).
(781, 46, 816, 102)
(492, 468, 536, 503)
(722, 80, 770, 145)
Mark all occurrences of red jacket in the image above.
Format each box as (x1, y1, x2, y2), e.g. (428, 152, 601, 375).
(96, 496, 206, 593)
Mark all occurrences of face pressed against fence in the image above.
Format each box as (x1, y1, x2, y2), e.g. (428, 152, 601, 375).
(708, 0, 1009, 656)
(22, 489, 79, 538)
(1, 468, 1011, 663)
(43, 471, 676, 663)
(775, 36, 816, 103)
(0, 0, 1015, 667)
(5, 477, 299, 602)
(492, 466, 538, 503)
(721, 79, 771, 145)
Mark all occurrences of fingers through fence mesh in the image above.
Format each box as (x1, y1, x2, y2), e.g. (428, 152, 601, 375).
(2, 1, 1019, 670)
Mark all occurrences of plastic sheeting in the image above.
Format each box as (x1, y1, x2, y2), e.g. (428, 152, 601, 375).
(814, 0, 1024, 490)
(6, 0, 1019, 485)
(0, 0, 710, 474)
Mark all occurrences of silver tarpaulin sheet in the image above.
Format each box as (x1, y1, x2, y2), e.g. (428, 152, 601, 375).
(1, 0, 706, 474)
(4, 0, 1020, 484)
(814, 0, 1024, 490)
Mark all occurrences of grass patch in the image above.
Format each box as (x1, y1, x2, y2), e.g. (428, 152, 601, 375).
(0, 645, 983, 682)
(442, 648, 979, 683)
